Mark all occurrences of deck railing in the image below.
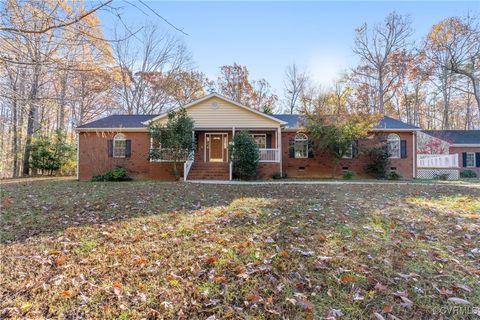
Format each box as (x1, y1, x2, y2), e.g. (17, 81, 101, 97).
(259, 148, 280, 162)
(417, 154, 459, 168)
(183, 151, 195, 181)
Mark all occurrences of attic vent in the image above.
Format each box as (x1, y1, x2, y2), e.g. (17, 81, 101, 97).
(211, 102, 219, 109)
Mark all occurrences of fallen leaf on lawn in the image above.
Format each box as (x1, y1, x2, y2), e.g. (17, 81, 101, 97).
(340, 275, 356, 283)
(296, 297, 314, 312)
(454, 283, 471, 292)
(448, 297, 471, 304)
(246, 293, 261, 304)
(373, 312, 385, 320)
(54, 255, 67, 267)
(383, 304, 393, 313)
(60, 290, 75, 297)
(399, 296, 413, 308)
(112, 282, 122, 289)
(374, 282, 387, 292)
(134, 257, 147, 266)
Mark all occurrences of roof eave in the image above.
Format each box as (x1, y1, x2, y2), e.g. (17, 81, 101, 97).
(451, 143, 480, 147)
(370, 128, 421, 132)
(75, 127, 149, 132)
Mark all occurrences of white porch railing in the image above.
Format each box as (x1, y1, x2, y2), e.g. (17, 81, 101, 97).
(183, 151, 194, 181)
(417, 154, 459, 168)
(259, 148, 280, 162)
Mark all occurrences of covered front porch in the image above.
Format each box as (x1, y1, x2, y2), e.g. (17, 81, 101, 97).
(185, 127, 282, 180)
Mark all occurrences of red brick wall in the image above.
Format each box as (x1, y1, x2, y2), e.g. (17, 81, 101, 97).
(79, 130, 415, 180)
(258, 163, 281, 179)
(449, 146, 480, 176)
(281, 131, 415, 179)
(78, 132, 178, 181)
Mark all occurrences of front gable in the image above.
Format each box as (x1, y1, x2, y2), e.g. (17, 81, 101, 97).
(146, 94, 286, 128)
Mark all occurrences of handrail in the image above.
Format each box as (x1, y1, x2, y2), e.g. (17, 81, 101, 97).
(417, 154, 459, 168)
(183, 151, 195, 181)
(258, 148, 280, 162)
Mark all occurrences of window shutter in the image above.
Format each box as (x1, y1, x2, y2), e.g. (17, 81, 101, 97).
(462, 152, 467, 167)
(125, 140, 132, 158)
(266, 133, 272, 149)
(476, 153, 480, 167)
(107, 140, 113, 157)
(308, 141, 314, 158)
(288, 138, 294, 158)
(401, 140, 407, 159)
(352, 140, 359, 158)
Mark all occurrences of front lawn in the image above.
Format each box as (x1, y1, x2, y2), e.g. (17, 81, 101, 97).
(1, 180, 479, 319)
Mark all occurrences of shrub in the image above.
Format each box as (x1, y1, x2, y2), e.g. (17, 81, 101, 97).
(387, 171, 401, 180)
(342, 170, 355, 180)
(460, 170, 477, 178)
(433, 173, 449, 180)
(29, 132, 75, 175)
(272, 172, 284, 179)
(91, 166, 131, 182)
(229, 131, 259, 180)
(59, 159, 77, 176)
(365, 146, 390, 179)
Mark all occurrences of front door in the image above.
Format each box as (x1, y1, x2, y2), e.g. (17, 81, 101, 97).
(209, 134, 224, 162)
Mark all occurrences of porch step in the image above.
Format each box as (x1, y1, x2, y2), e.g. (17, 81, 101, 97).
(187, 162, 229, 180)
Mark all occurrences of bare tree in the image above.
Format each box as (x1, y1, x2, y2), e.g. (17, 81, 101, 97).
(353, 12, 413, 113)
(113, 24, 192, 114)
(283, 64, 308, 114)
(435, 16, 480, 119)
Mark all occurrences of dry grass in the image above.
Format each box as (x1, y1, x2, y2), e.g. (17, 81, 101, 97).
(1, 180, 479, 319)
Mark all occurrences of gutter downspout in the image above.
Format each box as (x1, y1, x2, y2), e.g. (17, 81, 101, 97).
(76, 132, 80, 181)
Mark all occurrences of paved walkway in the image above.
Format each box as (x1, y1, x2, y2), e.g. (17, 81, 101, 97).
(0, 176, 75, 185)
(187, 179, 480, 188)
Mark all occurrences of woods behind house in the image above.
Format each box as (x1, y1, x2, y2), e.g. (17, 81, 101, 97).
(0, 1, 479, 178)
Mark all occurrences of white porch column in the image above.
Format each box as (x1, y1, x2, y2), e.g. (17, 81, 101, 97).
(277, 127, 282, 176)
(191, 130, 195, 151)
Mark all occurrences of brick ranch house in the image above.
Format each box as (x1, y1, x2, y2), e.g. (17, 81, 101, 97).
(76, 93, 421, 181)
(423, 130, 480, 176)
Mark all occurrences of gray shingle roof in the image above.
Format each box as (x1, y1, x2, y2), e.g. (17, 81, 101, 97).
(373, 116, 420, 130)
(270, 114, 305, 129)
(423, 130, 480, 145)
(77, 113, 420, 132)
(76, 115, 159, 129)
(271, 114, 419, 130)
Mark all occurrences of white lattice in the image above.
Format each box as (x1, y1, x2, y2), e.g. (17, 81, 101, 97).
(417, 169, 460, 180)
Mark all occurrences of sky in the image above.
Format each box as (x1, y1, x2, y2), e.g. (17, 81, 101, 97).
(99, 1, 480, 96)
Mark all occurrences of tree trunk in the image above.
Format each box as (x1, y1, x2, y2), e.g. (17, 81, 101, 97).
(22, 65, 40, 176)
(378, 71, 385, 114)
(12, 86, 19, 177)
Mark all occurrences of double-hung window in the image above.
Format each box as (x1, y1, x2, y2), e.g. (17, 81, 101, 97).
(387, 134, 400, 158)
(113, 133, 126, 158)
(466, 152, 475, 168)
(294, 133, 308, 158)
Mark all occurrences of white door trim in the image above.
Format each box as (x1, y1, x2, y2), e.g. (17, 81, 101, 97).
(205, 132, 229, 162)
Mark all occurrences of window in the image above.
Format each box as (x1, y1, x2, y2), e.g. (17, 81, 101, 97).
(113, 133, 126, 158)
(294, 133, 308, 158)
(342, 142, 353, 159)
(466, 152, 475, 167)
(387, 134, 400, 158)
(250, 134, 267, 149)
